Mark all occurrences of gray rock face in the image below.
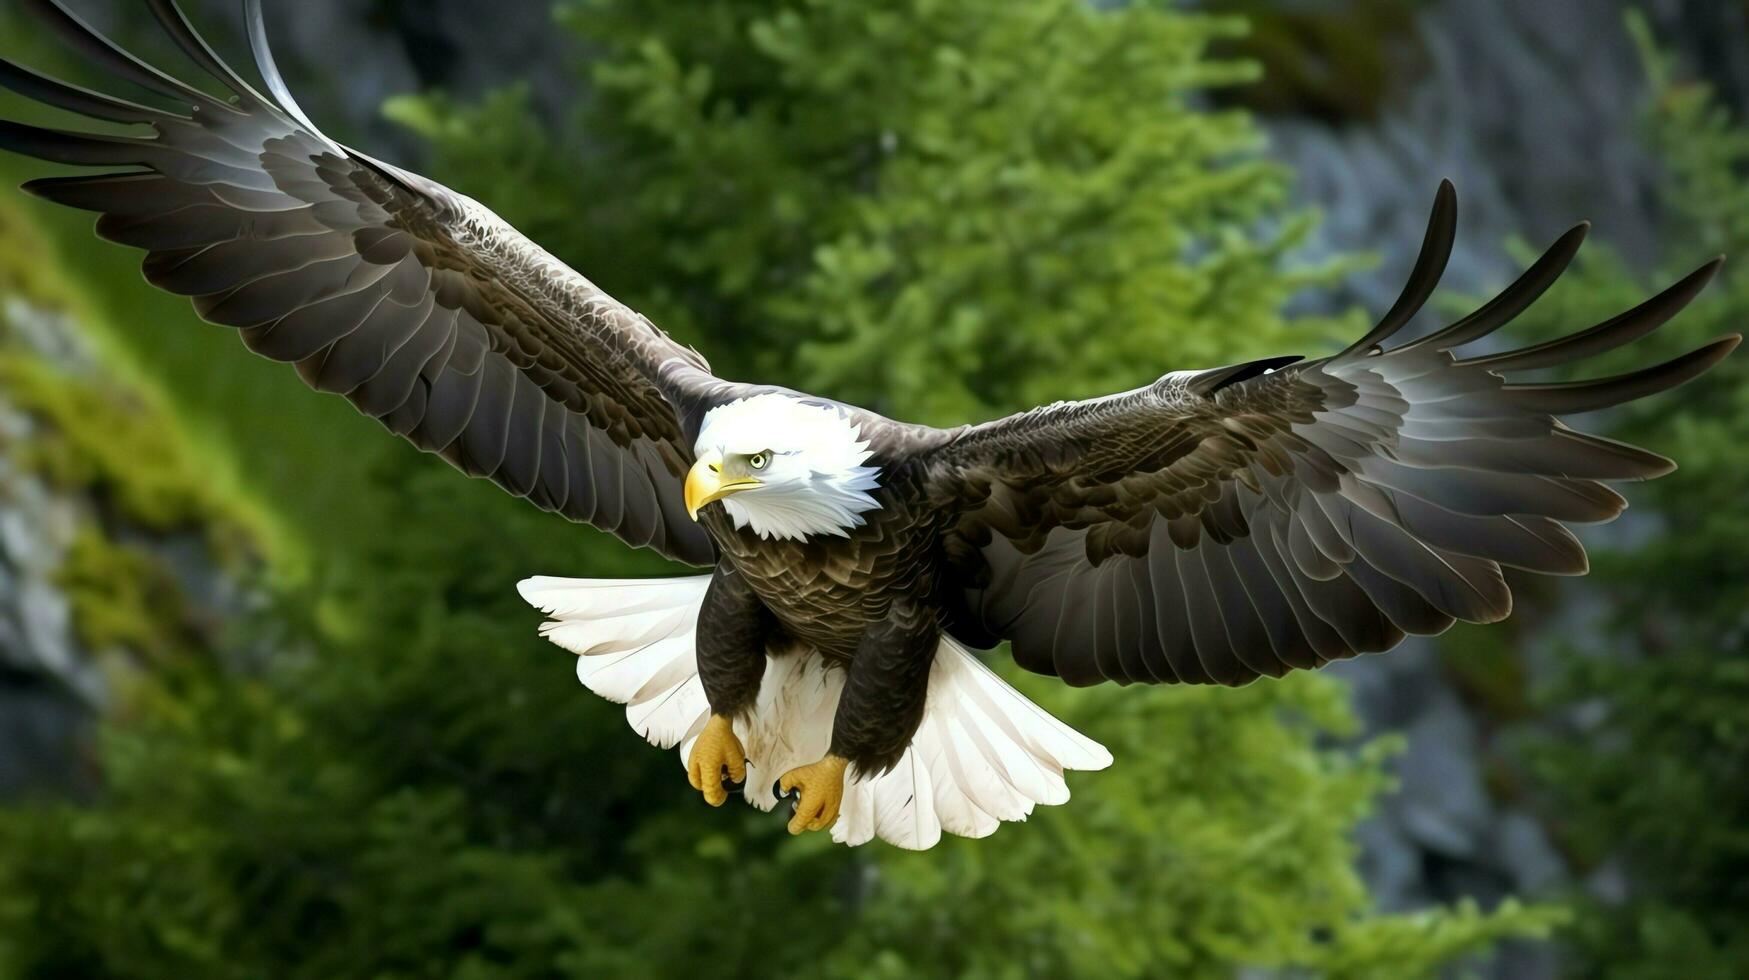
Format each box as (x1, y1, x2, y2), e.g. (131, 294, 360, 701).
(1278, 0, 1664, 316)
(0, 301, 102, 799)
(1266, 3, 1732, 976)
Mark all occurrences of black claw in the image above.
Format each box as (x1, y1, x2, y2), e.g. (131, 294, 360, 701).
(773, 780, 795, 805)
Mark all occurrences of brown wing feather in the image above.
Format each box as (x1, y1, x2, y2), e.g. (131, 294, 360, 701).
(929, 184, 1737, 687)
(0, 0, 727, 565)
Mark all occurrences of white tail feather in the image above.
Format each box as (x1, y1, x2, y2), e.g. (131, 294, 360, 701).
(518, 575, 1111, 849)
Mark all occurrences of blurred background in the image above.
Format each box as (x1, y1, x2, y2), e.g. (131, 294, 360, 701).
(0, 0, 1744, 977)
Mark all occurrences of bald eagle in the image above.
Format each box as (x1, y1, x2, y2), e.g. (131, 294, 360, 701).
(2, 0, 1736, 849)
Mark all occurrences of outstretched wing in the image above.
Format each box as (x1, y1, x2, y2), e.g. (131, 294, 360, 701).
(0, 0, 726, 565)
(930, 182, 1737, 687)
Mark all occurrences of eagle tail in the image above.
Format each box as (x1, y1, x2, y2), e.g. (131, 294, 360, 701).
(518, 576, 1111, 849)
(518, 574, 716, 749)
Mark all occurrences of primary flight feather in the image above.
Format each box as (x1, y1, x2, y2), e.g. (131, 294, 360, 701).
(1, 0, 1735, 849)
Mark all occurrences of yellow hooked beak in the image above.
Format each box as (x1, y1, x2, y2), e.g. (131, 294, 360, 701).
(685, 450, 762, 520)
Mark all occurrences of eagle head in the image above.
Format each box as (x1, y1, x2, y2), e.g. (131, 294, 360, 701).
(686, 394, 882, 541)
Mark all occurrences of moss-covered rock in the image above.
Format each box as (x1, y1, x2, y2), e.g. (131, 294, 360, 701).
(0, 196, 261, 727)
(0, 351, 234, 537)
(54, 529, 203, 672)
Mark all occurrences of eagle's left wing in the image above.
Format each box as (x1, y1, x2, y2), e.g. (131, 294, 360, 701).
(928, 183, 1737, 687)
(0, 0, 735, 565)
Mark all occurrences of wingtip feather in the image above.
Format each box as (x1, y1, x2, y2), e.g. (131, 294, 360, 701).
(1401, 221, 1590, 356)
(1464, 257, 1725, 373)
(1337, 180, 1459, 357)
(1501, 333, 1739, 415)
(144, 0, 270, 106)
(242, 0, 337, 149)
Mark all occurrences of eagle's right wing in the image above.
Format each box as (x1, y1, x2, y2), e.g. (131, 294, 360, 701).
(0, 0, 735, 565)
(928, 182, 1737, 687)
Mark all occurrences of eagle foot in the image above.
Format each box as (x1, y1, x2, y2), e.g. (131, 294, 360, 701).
(686, 715, 746, 807)
(778, 755, 848, 835)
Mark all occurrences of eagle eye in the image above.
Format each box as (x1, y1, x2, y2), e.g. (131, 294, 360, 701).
(748, 452, 770, 471)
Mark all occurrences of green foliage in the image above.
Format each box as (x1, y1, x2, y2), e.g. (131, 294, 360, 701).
(831, 680, 1563, 979)
(0, 467, 847, 979)
(0, 1, 1559, 977)
(1491, 15, 1749, 977)
(389, 0, 1363, 423)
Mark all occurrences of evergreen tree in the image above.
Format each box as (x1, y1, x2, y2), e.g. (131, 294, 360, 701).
(385, 0, 1356, 422)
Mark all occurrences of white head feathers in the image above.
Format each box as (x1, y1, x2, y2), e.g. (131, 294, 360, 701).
(693, 394, 883, 541)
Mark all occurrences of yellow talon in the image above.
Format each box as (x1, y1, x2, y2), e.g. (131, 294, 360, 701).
(686, 715, 747, 807)
(778, 755, 848, 834)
